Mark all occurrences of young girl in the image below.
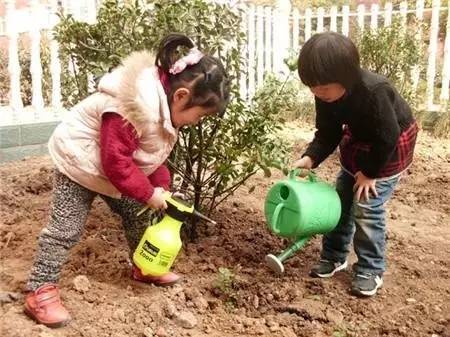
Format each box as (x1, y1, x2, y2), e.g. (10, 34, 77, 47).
(24, 33, 230, 327)
(293, 32, 418, 297)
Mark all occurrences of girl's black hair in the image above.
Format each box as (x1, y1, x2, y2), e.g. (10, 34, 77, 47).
(155, 33, 230, 116)
(297, 32, 361, 90)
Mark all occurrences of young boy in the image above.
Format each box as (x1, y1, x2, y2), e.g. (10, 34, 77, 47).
(293, 32, 418, 297)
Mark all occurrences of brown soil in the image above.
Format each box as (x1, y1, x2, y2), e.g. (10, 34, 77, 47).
(1, 125, 449, 337)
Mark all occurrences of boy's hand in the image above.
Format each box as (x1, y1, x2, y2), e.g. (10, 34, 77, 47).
(292, 156, 314, 176)
(147, 187, 168, 210)
(353, 171, 378, 202)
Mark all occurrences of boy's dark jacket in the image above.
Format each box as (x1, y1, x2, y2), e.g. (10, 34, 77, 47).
(303, 69, 418, 178)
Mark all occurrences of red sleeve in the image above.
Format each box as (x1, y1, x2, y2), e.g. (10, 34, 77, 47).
(100, 112, 154, 203)
(149, 164, 171, 190)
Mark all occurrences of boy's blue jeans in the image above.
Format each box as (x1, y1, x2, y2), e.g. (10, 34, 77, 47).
(321, 169, 400, 275)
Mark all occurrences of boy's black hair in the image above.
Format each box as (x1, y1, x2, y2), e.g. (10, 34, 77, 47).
(155, 33, 230, 116)
(298, 32, 361, 90)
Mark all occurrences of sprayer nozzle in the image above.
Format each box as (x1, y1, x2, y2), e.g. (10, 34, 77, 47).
(193, 210, 217, 224)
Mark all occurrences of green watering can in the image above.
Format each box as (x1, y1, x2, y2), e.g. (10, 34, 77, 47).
(264, 169, 341, 274)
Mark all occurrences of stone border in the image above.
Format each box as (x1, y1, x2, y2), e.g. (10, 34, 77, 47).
(0, 122, 58, 163)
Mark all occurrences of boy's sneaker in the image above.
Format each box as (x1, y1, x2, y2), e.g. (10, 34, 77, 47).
(309, 259, 348, 278)
(351, 273, 383, 297)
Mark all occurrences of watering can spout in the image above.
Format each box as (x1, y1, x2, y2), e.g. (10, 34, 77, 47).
(265, 236, 310, 274)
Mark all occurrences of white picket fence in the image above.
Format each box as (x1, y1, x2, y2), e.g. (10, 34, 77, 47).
(0, 0, 100, 126)
(239, 0, 450, 110)
(0, 0, 449, 127)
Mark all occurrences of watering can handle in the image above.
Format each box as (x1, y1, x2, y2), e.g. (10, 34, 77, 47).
(289, 169, 317, 182)
(271, 203, 284, 234)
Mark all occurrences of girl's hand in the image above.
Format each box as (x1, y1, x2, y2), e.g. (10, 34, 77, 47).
(353, 171, 378, 202)
(147, 187, 168, 210)
(292, 156, 314, 176)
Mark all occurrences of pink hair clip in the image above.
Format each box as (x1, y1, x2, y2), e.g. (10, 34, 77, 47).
(169, 48, 204, 75)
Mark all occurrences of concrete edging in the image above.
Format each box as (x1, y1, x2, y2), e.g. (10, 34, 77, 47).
(0, 121, 59, 163)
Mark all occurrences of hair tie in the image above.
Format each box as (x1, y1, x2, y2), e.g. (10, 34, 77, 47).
(169, 48, 204, 75)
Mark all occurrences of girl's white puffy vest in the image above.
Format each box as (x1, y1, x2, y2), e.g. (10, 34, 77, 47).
(48, 51, 178, 199)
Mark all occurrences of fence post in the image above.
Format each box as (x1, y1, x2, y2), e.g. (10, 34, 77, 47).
(412, 0, 425, 94)
(400, 1, 408, 34)
(71, 0, 82, 20)
(273, 0, 291, 75)
(264, 6, 272, 74)
(357, 4, 365, 32)
(256, 6, 264, 88)
(400, 1, 408, 27)
(30, 0, 45, 119)
(330, 6, 337, 32)
(440, 3, 450, 106)
(426, 0, 440, 110)
(370, 3, 379, 31)
(239, 3, 248, 100)
(6, 0, 23, 118)
(292, 8, 300, 51)
(305, 7, 312, 42)
(87, 0, 97, 24)
(49, 0, 62, 115)
(342, 5, 350, 36)
(247, 4, 256, 97)
(317, 7, 324, 33)
(384, 2, 393, 27)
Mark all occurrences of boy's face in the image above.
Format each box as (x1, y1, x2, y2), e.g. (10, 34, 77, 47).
(310, 83, 346, 103)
